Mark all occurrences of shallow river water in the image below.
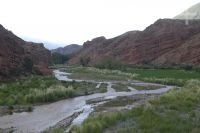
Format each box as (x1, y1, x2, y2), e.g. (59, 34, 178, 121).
(0, 70, 173, 133)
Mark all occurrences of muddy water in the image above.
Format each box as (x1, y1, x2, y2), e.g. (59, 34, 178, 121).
(0, 70, 173, 133)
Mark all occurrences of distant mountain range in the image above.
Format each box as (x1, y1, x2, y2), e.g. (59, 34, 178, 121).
(51, 44, 82, 55)
(174, 2, 200, 19)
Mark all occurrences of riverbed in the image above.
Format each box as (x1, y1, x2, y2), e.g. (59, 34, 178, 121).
(0, 70, 173, 133)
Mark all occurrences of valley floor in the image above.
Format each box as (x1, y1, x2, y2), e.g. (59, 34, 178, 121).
(0, 66, 200, 133)
(69, 80, 200, 133)
(61, 67, 200, 133)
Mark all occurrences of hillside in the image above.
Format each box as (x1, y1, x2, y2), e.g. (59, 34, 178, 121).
(0, 24, 51, 80)
(174, 2, 200, 19)
(51, 44, 82, 55)
(69, 19, 200, 66)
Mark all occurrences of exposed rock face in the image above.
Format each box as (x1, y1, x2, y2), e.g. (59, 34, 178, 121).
(0, 25, 51, 80)
(153, 33, 200, 65)
(174, 2, 200, 19)
(51, 44, 82, 55)
(69, 19, 200, 66)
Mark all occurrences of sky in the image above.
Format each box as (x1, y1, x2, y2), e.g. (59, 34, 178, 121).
(0, 0, 199, 49)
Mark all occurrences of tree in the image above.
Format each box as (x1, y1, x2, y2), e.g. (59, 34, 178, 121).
(95, 58, 125, 70)
(51, 52, 69, 65)
(23, 57, 33, 71)
(80, 57, 90, 67)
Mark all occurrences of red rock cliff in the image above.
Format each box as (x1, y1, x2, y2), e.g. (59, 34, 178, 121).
(0, 25, 51, 80)
(69, 19, 200, 66)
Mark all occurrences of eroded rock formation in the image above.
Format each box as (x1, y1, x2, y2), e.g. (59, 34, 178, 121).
(0, 25, 51, 80)
(69, 19, 200, 66)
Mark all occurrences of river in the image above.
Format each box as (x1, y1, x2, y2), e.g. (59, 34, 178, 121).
(0, 70, 173, 133)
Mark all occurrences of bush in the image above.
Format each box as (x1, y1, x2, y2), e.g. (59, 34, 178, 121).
(9, 68, 22, 76)
(8, 105, 14, 110)
(27, 106, 33, 112)
(80, 57, 90, 67)
(51, 52, 69, 65)
(23, 57, 33, 71)
(70, 80, 200, 133)
(180, 64, 193, 71)
(24, 85, 76, 104)
(95, 58, 126, 70)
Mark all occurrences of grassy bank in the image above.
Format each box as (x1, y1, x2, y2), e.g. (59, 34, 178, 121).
(128, 84, 164, 90)
(69, 80, 200, 133)
(0, 76, 59, 105)
(99, 83, 108, 93)
(112, 83, 130, 92)
(61, 66, 200, 86)
(124, 68, 200, 86)
(62, 67, 137, 81)
(0, 76, 104, 106)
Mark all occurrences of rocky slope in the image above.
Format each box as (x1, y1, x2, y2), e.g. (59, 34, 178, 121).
(69, 19, 200, 66)
(153, 32, 200, 65)
(51, 44, 82, 55)
(0, 25, 51, 80)
(174, 2, 200, 19)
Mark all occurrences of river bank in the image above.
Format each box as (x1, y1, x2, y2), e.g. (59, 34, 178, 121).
(0, 68, 173, 133)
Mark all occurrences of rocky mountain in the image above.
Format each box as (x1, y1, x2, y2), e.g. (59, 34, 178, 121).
(51, 44, 82, 55)
(174, 2, 200, 19)
(0, 24, 51, 80)
(69, 19, 200, 66)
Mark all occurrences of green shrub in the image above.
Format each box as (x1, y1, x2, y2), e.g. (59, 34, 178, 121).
(27, 106, 33, 112)
(51, 52, 69, 65)
(8, 105, 14, 110)
(70, 80, 200, 133)
(95, 58, 126, 70)
(80, 57, 90, 67)
(0, 76, 103, 106)
(9, 68, 22, 76)
(180, 64, 193, 71)
(23, 57, 33, 71)
(42, 128, 64, 133)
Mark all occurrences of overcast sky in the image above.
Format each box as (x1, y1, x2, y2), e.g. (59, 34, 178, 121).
(0, 0, 199, 49)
